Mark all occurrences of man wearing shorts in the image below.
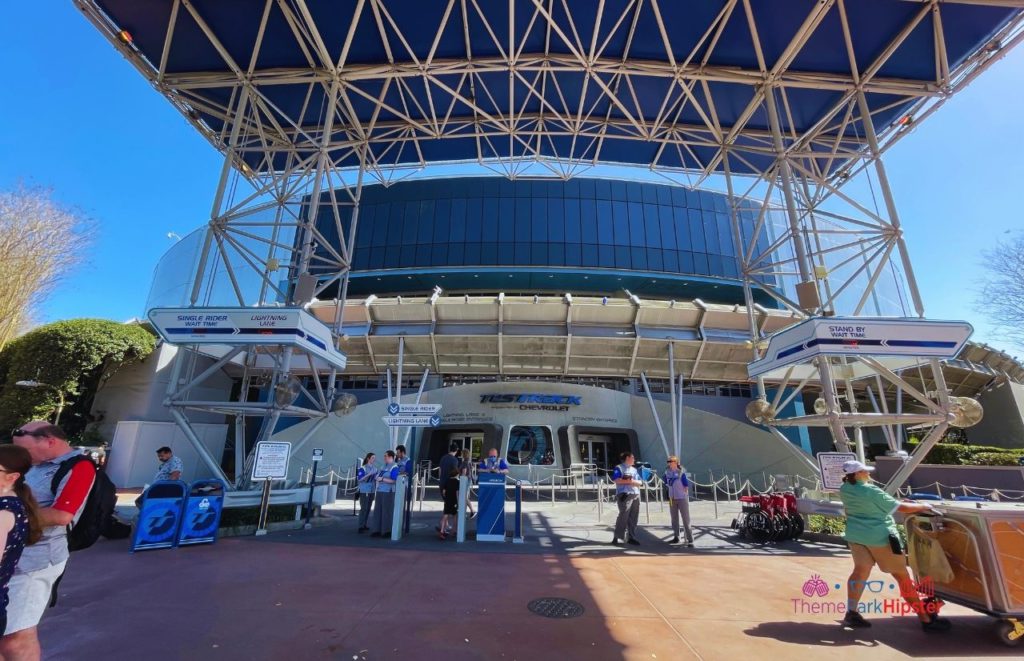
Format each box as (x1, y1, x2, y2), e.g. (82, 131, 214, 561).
(1, 422, 95, 659)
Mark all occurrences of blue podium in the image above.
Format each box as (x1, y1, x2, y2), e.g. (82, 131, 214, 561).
(476, 473, 507, 542)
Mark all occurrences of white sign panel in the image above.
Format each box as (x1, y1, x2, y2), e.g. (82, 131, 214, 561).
(312, 448, 324, 462)
(817, 452, 857, 492)
(382, 415, 442, 427)
(386, 402, 442, 415)
(252, 441, 292, 481)
(748, 317, 973, 379)
(147, 307, 346, 370)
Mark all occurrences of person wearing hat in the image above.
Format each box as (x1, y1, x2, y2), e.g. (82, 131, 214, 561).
(838, 459, 950, 632)
(663, 456, 693, 546)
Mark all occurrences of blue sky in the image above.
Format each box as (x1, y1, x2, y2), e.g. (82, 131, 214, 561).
(1, 4, 1021, 358)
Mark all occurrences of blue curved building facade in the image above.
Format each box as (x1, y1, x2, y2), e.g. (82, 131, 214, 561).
(311, 177, 776, 305)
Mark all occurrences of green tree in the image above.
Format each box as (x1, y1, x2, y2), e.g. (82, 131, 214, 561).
(0, 319, 156, 441)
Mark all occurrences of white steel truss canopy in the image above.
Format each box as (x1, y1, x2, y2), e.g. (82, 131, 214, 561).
(78, 0, 1024, 179)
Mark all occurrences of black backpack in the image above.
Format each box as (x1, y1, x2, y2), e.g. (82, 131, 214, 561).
(50, 455, 119, 551)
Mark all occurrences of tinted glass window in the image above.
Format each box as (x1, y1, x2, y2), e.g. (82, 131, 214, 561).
(703, 215, 720, 254)
(548, 198, 565, 241)
(612, 201, 629, 245)
(643, 204, 660, 248)
(596, 201, 614, 244)
(580, 198, 598, 242)
(688, 209, 707, 253)
(507, 426, 554, 465)
(515, 199, 531, 241)
(466, 198, 483, 242)
(532, 198, 548, 242)
(564, 198, 581, 243)
(498, 197, 515, 242)
(627, 203, 645, 247)
(481, 199, 499, 241)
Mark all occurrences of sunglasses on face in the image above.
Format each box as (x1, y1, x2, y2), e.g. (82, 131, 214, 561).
(11, 428, 46, 439)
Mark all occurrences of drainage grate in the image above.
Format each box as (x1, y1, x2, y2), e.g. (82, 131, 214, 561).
(527, 597, 585, 619)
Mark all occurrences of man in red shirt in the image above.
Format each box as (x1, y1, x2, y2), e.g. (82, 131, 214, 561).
(1, 421, 95, 660)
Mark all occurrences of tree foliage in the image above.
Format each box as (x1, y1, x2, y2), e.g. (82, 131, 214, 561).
(0, 185, 92, 351)
(0, 319, 156, 441)
(977, 235, 1024, 350)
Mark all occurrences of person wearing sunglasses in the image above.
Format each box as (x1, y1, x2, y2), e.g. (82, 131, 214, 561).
(0, 445, 43, 640)
(0, 422, 96, 659)
(663, 456, 694, 546)
(838, 460, 950, 632)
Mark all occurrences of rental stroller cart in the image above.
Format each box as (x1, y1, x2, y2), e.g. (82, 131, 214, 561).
(905, 502, 1024, 647)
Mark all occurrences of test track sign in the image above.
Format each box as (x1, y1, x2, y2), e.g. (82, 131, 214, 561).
(252, 441, 291, 481)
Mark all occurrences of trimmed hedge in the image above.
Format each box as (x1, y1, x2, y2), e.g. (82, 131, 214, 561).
(904, 440, 1024, 467)
(968, 452, 1023, 467)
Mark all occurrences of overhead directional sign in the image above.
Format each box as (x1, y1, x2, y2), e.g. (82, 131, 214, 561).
(386, 402, 442, 415)
(383, 414, 443, 427)
(147, 307, 347, 370)
(748, 317, 973, 379)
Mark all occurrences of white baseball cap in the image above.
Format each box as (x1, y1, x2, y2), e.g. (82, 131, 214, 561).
(842, 460, 874, 474)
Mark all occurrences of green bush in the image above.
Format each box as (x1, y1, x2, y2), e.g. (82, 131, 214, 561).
(968, 452, 1023, 467)
(218, 505, 297, 528)
(808, 514, 846, 536)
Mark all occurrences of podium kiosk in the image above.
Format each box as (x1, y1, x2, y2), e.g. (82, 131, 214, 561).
(477, 473, 507, 542)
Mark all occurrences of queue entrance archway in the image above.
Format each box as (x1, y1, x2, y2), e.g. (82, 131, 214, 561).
(577, 433, 613, 471)
(419, 424, 504, 472)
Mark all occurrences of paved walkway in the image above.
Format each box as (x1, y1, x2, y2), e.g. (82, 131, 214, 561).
(38, 499, 1018, 660)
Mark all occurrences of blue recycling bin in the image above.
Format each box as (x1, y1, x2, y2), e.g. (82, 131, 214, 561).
(131, 480, 187, 552)
(909, 492, 943, 501)
(177, 480, 226, 546)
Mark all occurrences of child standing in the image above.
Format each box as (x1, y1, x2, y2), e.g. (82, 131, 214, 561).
(438, 468, 460, 540)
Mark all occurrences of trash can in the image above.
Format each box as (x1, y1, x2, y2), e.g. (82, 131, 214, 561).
(131, 480, 187, 553)
(177, 479, 226, 546)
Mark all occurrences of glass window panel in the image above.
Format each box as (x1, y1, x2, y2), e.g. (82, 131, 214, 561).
(688, 209, 707, 252)
(480, 242, 498, 265)
(354, 247, 370, 269)
(464, 242, 481, 264)
(481, 198, 499, 241)
(663, 249, 679, 272)
(431, 200, 449, 243)
(450, 198, 467, 241)
(515, 242, 531, 265)
(598, 244, 615, 267)
(431, 244, 449, 266)
(595, 178, 613, 200)
(680, 251, 695, 273)
(708, 254, 723, 275)
(580, 198, 598, 242)
(693, 252, 710, 275)
(699, 190, 716, 210)
(563, 178, 580, 198)
(499, 178, 517, 198)
(414, 243, 431, 266)
(647, 248, 663, 271)
(656, 185, 673, 206)
(628, 203, 645, 247)
(717, 214, 735, 256)
(714, 194, 728, 213)
(644, 204, 660, 247)
(465, 198, 483, 242)
(564, 198, 581, 243)
(369, 204, 388, 247)
(547, 243, 565, 266)
(615, 245, 631, 269)
(369, 247, 386, 269)
(642, 183, 660, 204)
(399, 244, 416, 267)
(610, 180, 629, 201)
(611, 201, 629, 245)
(387, 204, 405, 245)
(383, 245, 399, 267)
(531, 244, 547, 264)
(515, 199, 531, 241)
(565, 243, 582, 266)
(673, 207, 691, 251)
(684, 188, 700, 209)
(723, 257, 738, 278)
(626, 182, 643, 202)
(703, 215, 720, 254)
(498, 197, 515, 242)
(547, 199, 565, 241)
(658, 206, 675, 249)
(497, 242, 514, 263)
(515, 181, 532, 197)
(531, 198, 548, 242)
(671, 186, 686, 207)
(581, 243, 599, 267)
(401, 201, 418, 240)
(631, 247, 647, 270)
(596, 200, 614, 244)
(448, 243, 464, 265)
(577, 178, 596, 199)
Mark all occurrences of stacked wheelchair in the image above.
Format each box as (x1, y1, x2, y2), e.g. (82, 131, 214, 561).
(731, 492, 804, 543)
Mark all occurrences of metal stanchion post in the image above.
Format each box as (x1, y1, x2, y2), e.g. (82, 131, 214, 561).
(644, 480, 650, 524)
(513, 481, 524, 543)
(457, 475, 468, 543)
(713, 478, 719, 520)
(597, 481, 603, 521)
(391, 475, 407, 542)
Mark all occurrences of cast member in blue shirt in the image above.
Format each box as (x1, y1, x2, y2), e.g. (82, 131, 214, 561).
(663, 456, 693, 546)
(838, 460, 949, 632)
(478, 449, 509, 474)
(370, 451, 399, 538)
(356, 453, 377, 533)
(611, 452, 643, 546)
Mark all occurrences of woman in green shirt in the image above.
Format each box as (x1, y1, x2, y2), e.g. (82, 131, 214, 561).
(838, 460, 950, 632)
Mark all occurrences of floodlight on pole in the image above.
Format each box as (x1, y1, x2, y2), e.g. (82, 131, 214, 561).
(15, 380, 66, 425)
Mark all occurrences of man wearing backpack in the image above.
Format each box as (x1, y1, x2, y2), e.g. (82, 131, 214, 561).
(2, 421, 96, 660)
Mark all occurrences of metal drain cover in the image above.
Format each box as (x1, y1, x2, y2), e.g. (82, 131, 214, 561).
(527, 597, 585, 619)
